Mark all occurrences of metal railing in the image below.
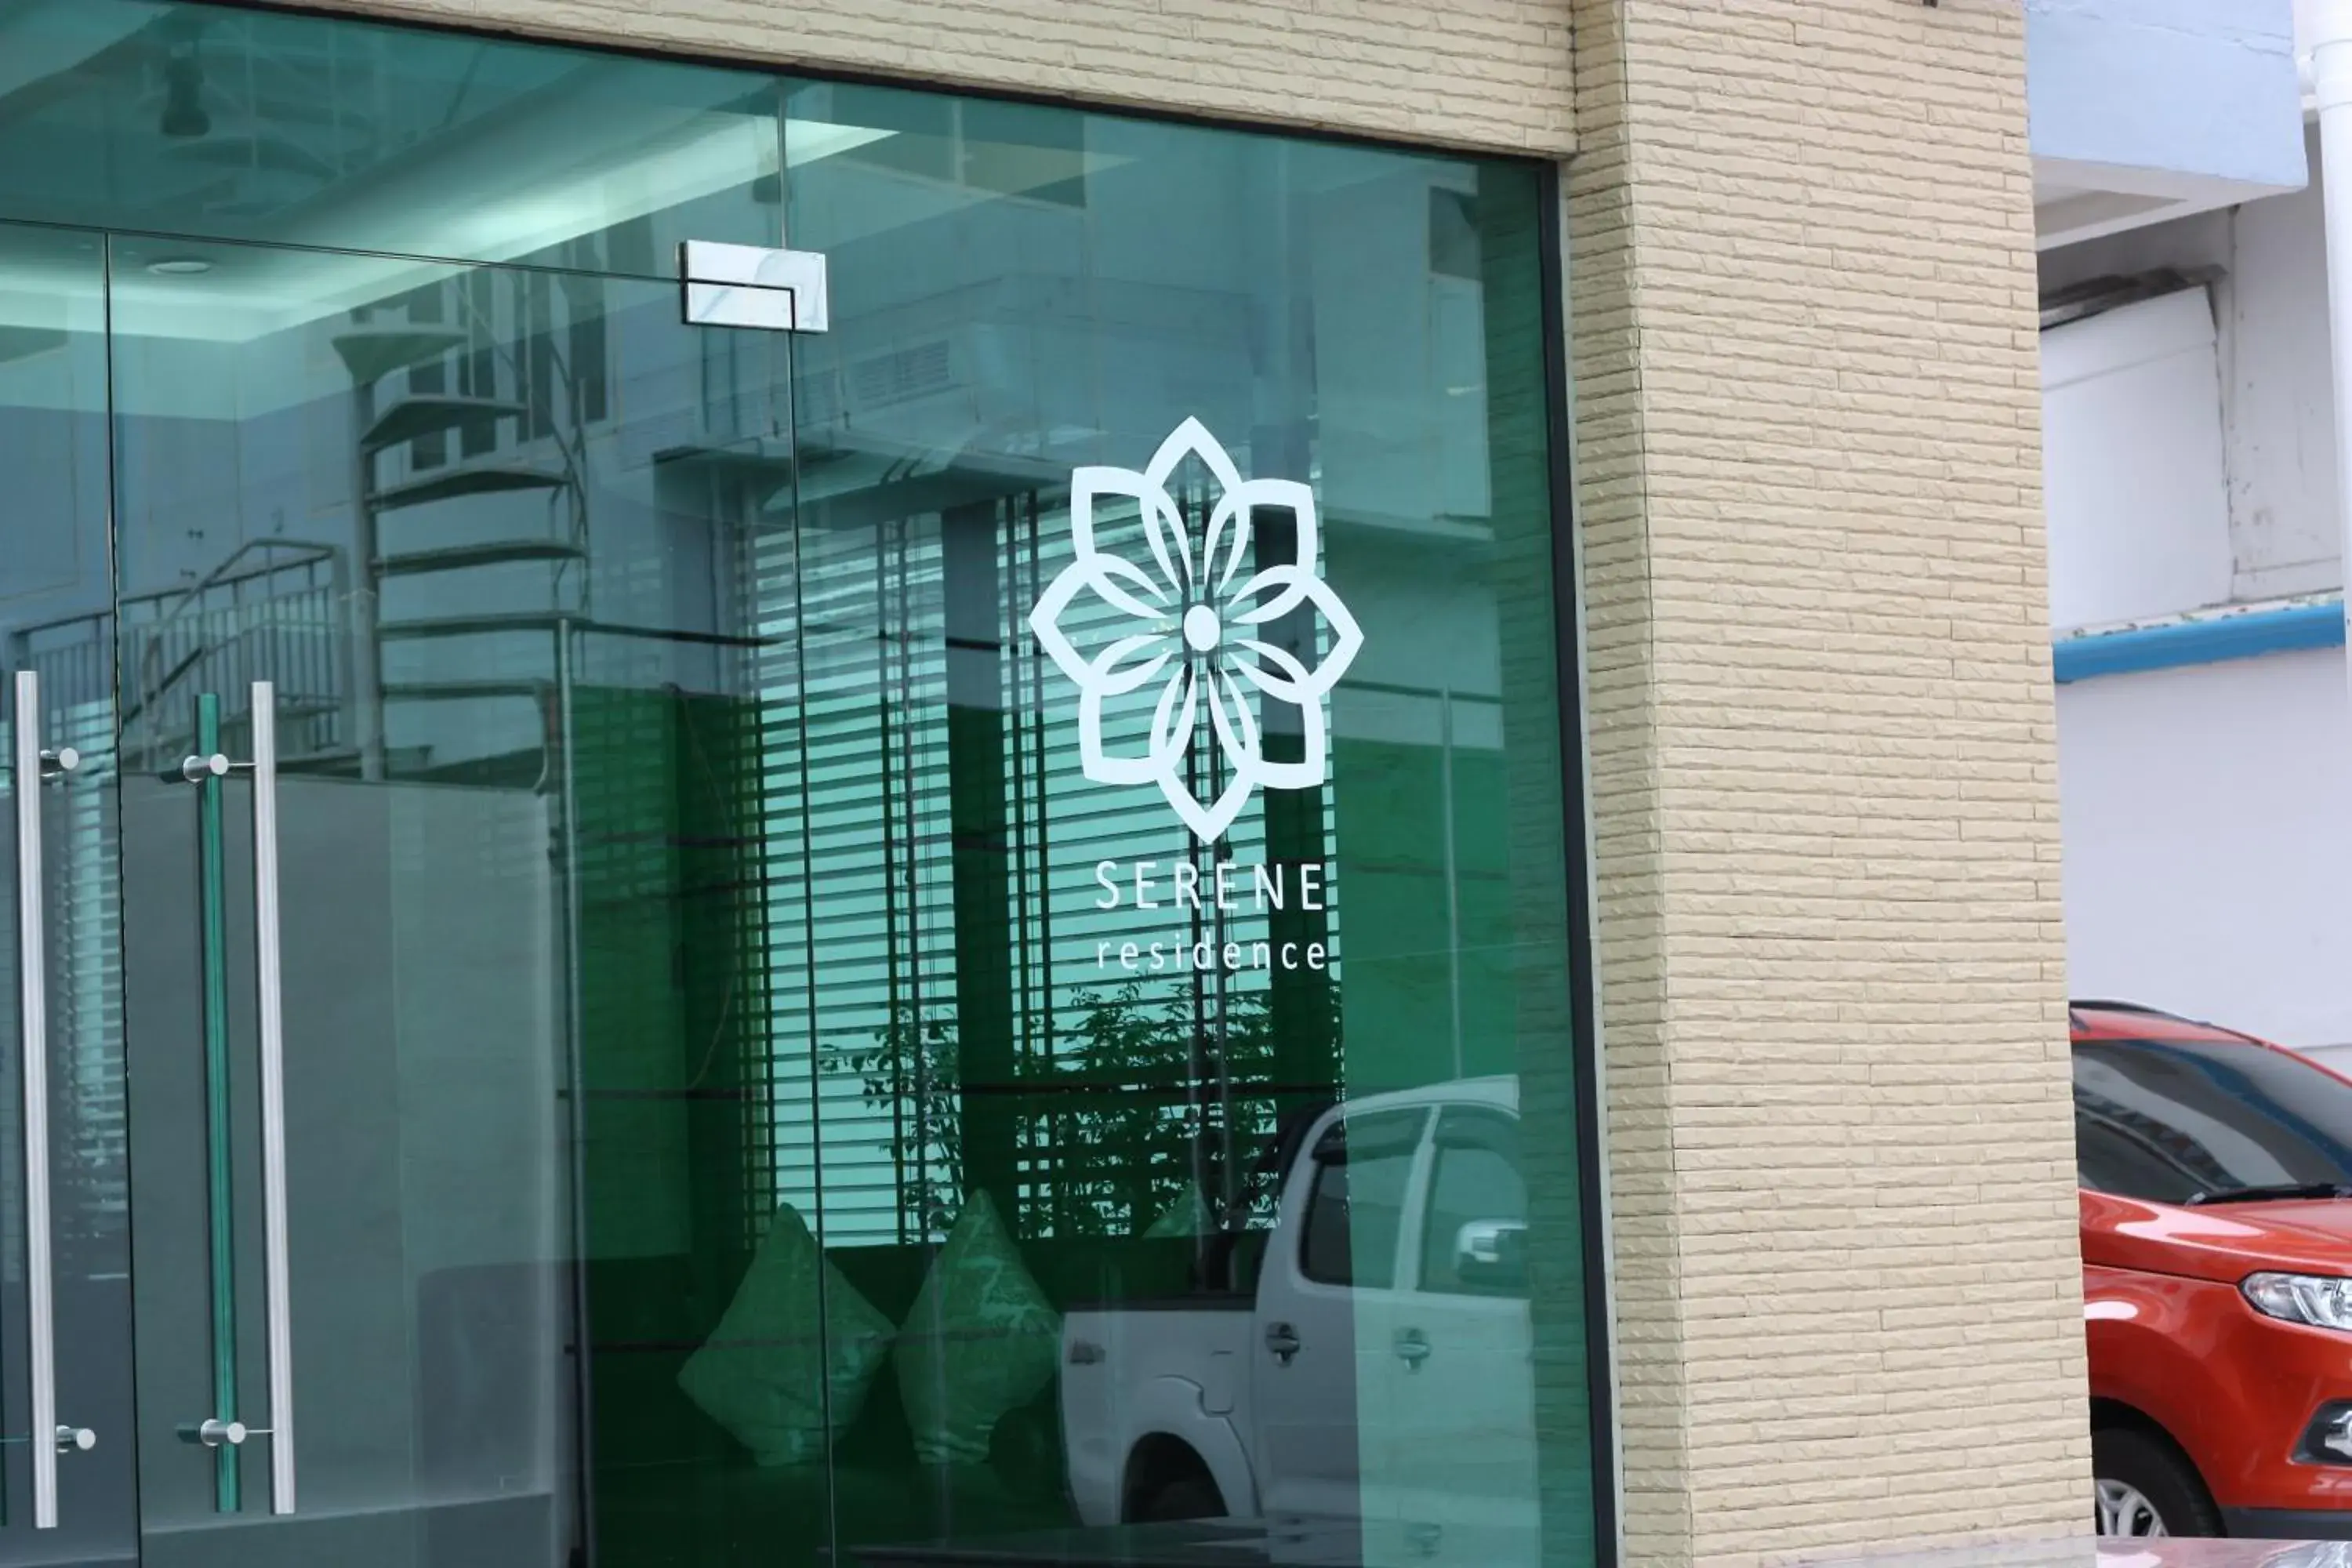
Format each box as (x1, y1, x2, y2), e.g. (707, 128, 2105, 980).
(9, 541, 348, 771)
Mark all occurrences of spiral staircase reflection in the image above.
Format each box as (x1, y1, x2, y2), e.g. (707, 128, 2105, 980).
(0, 270, 604, 1318)
(16, 270, 593, 784)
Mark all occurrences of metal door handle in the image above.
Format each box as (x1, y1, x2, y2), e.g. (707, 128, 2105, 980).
(1395, 1328, 1432, 1370)
(169, 684, 294, 1515)
(1264, 1322, 1301, 1365)
(249, 684, 295, 1515)
(14, 670, 88, 1528)
(179, 1418, 250, 1448)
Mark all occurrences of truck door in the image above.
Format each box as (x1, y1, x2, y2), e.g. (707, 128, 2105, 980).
(1389, 1104, 1537, 1529)
(1250, 1105, 1428, 1522)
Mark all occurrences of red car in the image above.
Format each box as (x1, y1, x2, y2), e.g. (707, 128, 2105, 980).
(2078, 1000, 2352, 1540)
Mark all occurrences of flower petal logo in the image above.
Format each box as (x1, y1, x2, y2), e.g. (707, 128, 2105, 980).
(1029, 418, 1362, 844)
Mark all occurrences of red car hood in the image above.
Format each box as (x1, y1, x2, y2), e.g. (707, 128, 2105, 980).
(2084, 1189, 2352, 1283)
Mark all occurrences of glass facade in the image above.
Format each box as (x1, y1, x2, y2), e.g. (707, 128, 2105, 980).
(0, 3, 1601, 1566)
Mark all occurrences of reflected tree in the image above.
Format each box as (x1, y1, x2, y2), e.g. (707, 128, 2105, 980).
(842, 982, 1336, 1240)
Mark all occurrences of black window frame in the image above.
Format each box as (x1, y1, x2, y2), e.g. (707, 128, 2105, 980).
(1297, 1108, 1426, 1290)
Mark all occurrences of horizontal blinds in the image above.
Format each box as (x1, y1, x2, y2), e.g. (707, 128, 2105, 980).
(755, 492, 1338, 1246)
(757, 513, 957, 1246)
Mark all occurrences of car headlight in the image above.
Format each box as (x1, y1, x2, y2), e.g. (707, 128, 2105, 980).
(2244, 1272, 2352, 1330)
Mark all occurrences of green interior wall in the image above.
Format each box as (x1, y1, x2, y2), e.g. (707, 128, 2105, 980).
(1330, 736, 1519, 1094)
(946, 695, 1022, 1223)
(568, 681, 804, 1566)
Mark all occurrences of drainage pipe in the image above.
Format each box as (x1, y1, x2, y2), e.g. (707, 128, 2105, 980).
(2307, 0, 2352, 705)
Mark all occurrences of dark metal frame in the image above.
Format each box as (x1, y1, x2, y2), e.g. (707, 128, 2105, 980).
(1535, 160, 1622, 1568)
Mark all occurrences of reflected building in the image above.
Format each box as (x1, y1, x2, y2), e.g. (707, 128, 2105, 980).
(0, 7, 1598, 1568)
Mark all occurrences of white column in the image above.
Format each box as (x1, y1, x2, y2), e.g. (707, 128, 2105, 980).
(2311, 0, 2352, 705)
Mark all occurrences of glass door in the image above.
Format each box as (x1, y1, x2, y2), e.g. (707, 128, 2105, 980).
(111, 230, 567, 1568)
(0, 220, 136, 1568)
(97, 233, 802, 1568)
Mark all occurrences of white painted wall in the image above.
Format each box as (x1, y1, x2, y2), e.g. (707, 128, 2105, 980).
(2029, 0, 2305, 249)
(2042, 287, 2234, 630)
(2057, 645, 2352, 1051)
(2041, 123, 2345, 605)
(2030, 0, 2303, 188)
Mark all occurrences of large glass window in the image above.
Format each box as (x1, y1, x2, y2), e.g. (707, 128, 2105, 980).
(0, 5, 1598, 1566)
(769, 75, 1598, 1566)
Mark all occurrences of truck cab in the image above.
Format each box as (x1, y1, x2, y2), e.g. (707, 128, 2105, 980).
(1061, 1079, 1536, 1530)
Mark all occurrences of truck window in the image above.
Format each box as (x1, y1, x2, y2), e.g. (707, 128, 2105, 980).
(1299, 1108, 1425, 1289)
(1419, 1109, 1527, 1298)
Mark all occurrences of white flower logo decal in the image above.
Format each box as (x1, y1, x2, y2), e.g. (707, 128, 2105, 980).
(1029, 419, 1362, 844)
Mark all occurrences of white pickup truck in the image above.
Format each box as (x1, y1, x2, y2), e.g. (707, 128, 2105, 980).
(1058, 1077, 1537, 1530)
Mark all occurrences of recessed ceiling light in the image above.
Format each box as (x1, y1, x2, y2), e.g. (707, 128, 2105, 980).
(145, 257, 214, 276)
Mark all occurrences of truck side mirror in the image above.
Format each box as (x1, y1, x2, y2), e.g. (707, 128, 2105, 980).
(1454, 1219, 1528, 1291)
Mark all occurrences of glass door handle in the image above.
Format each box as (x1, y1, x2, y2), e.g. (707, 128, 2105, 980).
(13, 670, 88, 1529)
(169, 683, 294, 1516)
(249, 681, 294, 1516)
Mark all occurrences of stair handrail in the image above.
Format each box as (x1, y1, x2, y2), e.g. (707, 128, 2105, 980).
(118, 539, 344, 733)
(443, 274, 593, 562)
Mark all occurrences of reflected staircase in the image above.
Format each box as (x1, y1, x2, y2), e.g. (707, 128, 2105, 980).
(332, 289, 593, 775)
(13, 273, 601, 783)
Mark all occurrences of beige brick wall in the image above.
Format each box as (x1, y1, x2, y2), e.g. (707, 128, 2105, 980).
(270, 0, 1575, 155)
(275, 0, 2089, 1558)
(1571, 2, 2089, 1562)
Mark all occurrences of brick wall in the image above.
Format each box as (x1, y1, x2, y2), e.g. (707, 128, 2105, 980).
(268, 0, 1575, 155)
(1570, 2, 2089, 1561)
(274, 0, 2089, 1557)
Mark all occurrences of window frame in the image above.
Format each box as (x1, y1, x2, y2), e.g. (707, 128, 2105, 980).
(1414, 1105, 1529, 1301)
(1295, 1106, 1430, 1292)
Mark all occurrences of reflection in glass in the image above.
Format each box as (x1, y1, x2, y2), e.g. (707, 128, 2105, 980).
(0, 6, 1597, 1563)
(0, 0, 796, 280)
(759, 75, 1596, 1568)
(2075, 1036, 2352, 1203)
(106, 233, 804, 1567)
(0, 218, 138, 1568)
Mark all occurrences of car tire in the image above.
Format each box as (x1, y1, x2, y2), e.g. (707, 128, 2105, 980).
(1135, 1473, 1225, 1523)
(2093, 1426, 2222, 1537)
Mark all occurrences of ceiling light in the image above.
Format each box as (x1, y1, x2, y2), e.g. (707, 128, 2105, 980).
(145, 257, 214, 276)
